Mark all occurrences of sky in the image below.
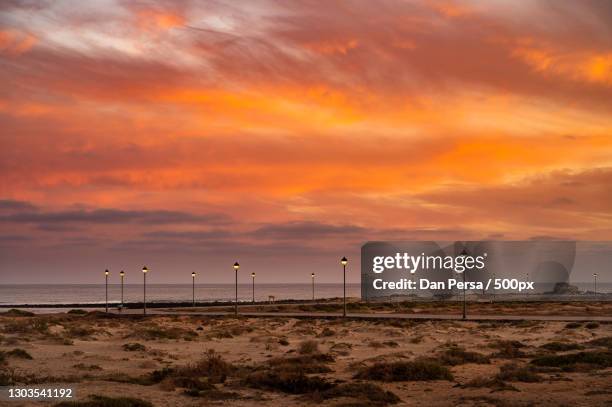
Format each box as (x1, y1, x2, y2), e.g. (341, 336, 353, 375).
(0, 0, 611, 284)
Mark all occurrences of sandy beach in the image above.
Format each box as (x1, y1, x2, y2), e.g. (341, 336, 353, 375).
(1, 303, 611, 407)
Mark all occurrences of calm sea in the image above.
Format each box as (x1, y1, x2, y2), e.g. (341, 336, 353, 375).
(0, 282, 609, 306)
(0, 283, 362, 306)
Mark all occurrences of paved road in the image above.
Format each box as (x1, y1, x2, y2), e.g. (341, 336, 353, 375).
(111, 308, 612, 322)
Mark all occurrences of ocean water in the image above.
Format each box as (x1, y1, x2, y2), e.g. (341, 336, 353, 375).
(0, 282, 609, 306)
(0, 283, 362, 306)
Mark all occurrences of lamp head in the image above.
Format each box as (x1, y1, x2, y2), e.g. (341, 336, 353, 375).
(341, 256, 348, 266)
(233, 262, 240, 271)
(594, 273, 598, 277)
(251, 272, 255, 277)
(311, 272, 315, 277)
(120, 271, 125, 277)
(142, 266, 148, 274)
(192, 272, 196, 277)
(105, 269, 109, 276)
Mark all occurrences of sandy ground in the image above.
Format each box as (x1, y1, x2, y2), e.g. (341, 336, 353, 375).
(1, 309, 611, 407)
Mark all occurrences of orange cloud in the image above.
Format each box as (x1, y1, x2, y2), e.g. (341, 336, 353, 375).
(513, 43, 612, 86)
(0, 29, 36, 56)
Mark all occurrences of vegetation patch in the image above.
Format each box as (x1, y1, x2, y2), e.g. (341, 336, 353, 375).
(313, 382, 400, 405)
(266, 353, 334, 374)
(131, 325, 197, 341)
(244, 370, 334, 394)
(354, 359, 453, 382)
(54, 395, 153, 407)
(438, 345, 490, 366)
(540, 342, 583, 352)
(588, 337, 612, 349)
(488, 340, 527, 359)
(298, 340, 320, 355)
(497, 363, 542, 382)
(530, 351, 612, 371)
(67, 309, 88, 315)
(3, 309, 35, 317)
(122, 343, 146, 352)
(2, 348, 33, 360)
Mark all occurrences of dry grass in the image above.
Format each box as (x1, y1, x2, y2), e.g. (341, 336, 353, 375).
(354, 359, 453, 382)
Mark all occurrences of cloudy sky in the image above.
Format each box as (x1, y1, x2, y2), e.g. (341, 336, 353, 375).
(1, 0, 611, 283)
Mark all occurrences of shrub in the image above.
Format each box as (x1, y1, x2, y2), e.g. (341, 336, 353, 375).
(354, 359, 453, 382)
(122, 343, 146, 352)
(244, 370, 334, 394)
(175, 349, 235, 384)
(565, 322, 582, 329)
(489, 340, 526, 358)
(298, 340, 319, 355)
(4, 348, 33, 360)
(438, 345, 490, 366)
(67, 309, 88, 315)
(585, 322, 600, 329)
(3, 309, 35, 317)
(54, 395, 153, 407)
(318, 327, 335, 337)
(266, 353, 334, 374)
(319, 382, 400, 404)
(540, 342, 582, 352)
(530, 351, 612, 371)
(588, 337, 612, 349)
(497, 363, 542, 382)
(278, 338, 289, 346)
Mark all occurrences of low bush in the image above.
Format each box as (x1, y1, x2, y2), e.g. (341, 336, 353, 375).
(244, 370, 334, 394)
(564, 322, 582, 329)
(540, 342, 582, 352)
(67, 309, 88, 315)
(4, 348, 33, 360)
(3, 309, 35, 317)
(317, 382, 400, 405)
(588, 337, 612, 349)
(122, 343, 146, 352)
(438, 345, 490, 366)
(54, 395, 153, 407)
(298, 340, 319, 355)
(266, 353, 334, 374)
(354, 359, 453, 382)
(530, 351, 612, 371)
(489, 340, 527, 359)
(497, 363, 542, 382)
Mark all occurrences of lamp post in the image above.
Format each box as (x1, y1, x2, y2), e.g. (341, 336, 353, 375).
(105, 270, 109, 313)
(142, 266, 148, 315)
(460, 249, 467, 320)
(119, 271, 125, 307)
(251, 272, 255, 304)
(192, 272, 196, 307)
(311, 272, 315, 302)
(233, 262, 240, 316)
(594, 273, 598, 295)
(341, 257, 348, 317)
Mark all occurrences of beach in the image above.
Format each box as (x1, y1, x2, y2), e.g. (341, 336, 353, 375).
(1, 302, 612, 406)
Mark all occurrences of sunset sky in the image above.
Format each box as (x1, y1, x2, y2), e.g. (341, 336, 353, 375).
(1, 0, 611, 283)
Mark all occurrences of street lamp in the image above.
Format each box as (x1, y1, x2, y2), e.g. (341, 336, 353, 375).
(251, 272, 255, 304)
(460, 249, 467, 320)
(233, 262, 240, 316)
(192, 272, 196, 307)
(594, 273, 598, 295)
(119, 271, 125, 307)
(311, 272, 315, 302)
(341, 257, 348, 317)
(105, 270, 109, 313)
(142, 266, 148, 315)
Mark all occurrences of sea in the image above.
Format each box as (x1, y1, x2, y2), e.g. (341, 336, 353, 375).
(0, 283, 362, 306)
(0, 282, 610, 307)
